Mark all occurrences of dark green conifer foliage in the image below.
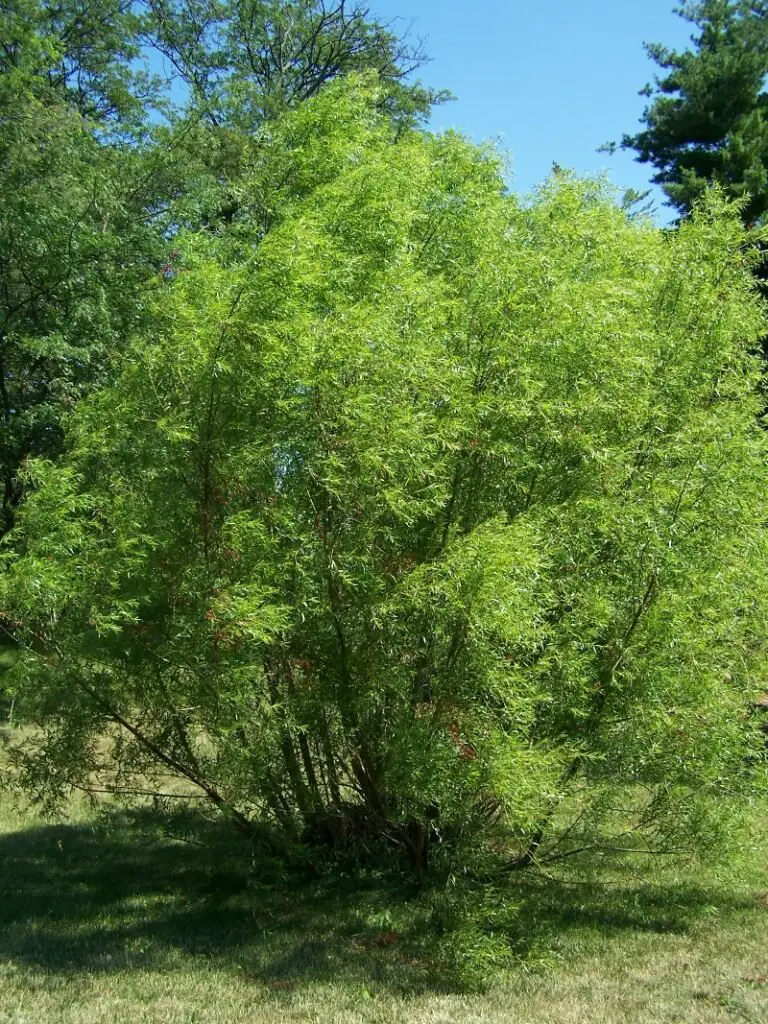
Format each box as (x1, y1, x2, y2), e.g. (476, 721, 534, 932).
(623, 1, 768, 225)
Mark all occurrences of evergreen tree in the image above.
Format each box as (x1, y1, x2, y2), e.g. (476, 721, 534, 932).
(622, 1, 768, 225)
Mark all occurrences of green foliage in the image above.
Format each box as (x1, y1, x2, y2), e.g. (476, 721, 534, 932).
(147, 0, 446, 127)
(3, 78, 767, 871)
(622, 1, 768, 224)
(144, 0, 449, 236)
(0, 84, 164, 532)
(0, 0, 158, 126)
(0, 1, 441, 535)
(0, 0, 171, 534)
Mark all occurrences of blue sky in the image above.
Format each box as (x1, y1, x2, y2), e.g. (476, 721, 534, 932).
(371, 0, 693, 220)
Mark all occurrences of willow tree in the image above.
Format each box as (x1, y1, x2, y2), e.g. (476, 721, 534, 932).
(3, 76, 767, 871)
(0, 1, 440, 537)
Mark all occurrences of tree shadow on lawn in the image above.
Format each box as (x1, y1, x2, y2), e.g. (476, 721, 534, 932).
(0, 807, 756, 994)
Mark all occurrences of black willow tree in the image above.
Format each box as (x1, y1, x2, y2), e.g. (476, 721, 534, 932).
(3, 80, 767, 873)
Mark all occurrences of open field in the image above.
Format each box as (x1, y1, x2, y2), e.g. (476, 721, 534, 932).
(0, 785, 765, 1024)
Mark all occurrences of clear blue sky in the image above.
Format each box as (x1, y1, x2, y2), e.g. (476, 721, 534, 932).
(372, 0, 693, 220)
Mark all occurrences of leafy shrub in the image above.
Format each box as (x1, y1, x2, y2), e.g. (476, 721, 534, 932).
(2, 75, 767, 871)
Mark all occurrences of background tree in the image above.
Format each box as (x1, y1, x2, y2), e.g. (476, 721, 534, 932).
(142, 0, 447, 234)
(145, 0, 442, 127)
(0, 0, 168, 536)
(3, 78, 766, 872)
(622, 0, 768, 225)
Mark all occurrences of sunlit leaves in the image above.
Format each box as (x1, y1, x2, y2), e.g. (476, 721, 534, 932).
(3, 78, 767, 865)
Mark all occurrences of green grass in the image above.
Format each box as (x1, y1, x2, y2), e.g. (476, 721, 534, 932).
(0, 787, 766, 1023)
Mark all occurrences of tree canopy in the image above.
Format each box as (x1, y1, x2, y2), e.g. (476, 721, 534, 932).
(622, 0, 768, 225)
(0, 0, 167, 534)
(3, 78, 767, 871)
(147, 0, 444, 127)
(0, 0, 439, 536)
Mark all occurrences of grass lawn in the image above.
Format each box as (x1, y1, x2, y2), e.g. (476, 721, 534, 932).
(0, 779, 765, 1024)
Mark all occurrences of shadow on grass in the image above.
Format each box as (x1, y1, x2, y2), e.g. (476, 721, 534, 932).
(0, 806, 757, 993)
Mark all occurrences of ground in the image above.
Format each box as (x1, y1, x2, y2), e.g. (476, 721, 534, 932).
(0, 785, 765, 1024)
